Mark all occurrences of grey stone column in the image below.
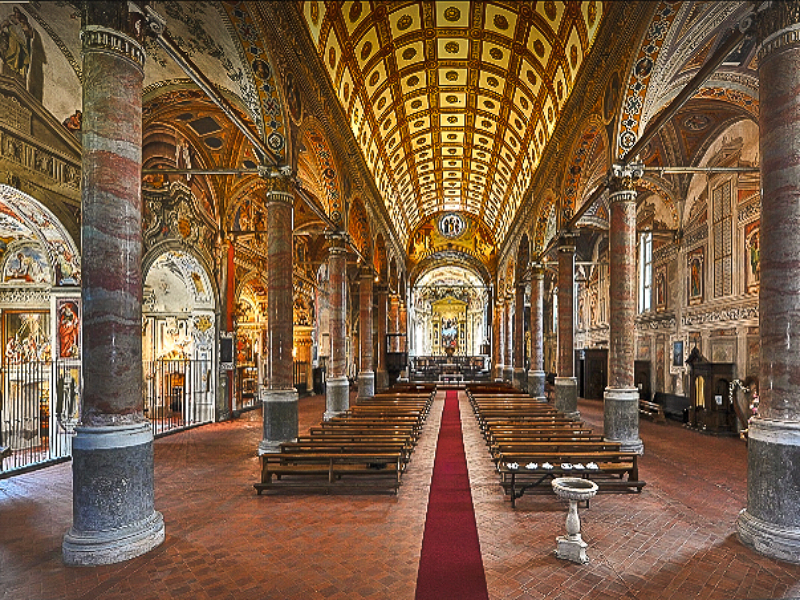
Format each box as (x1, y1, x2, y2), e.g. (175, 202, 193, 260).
(503, 295, 514, 383)
(604, 167, 644, 454)
(357, 267, 375, 402)
(528, 263, 546, 400)
(737, 2, 800, 563)
(258, 171, 298, 453)
(556, 234, 579, 419)
(375, 284, 389, 391)
(513, 281, 527, 390)
(63, 5, 164, 566)
(325, 232, 349, 419)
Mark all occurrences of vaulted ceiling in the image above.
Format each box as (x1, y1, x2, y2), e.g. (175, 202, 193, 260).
(299, 0, 604, 247)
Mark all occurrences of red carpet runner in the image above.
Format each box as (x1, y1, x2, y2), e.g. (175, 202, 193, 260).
(415, 390, 489, 600)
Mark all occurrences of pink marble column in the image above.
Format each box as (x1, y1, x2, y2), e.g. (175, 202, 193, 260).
(604, 168, 643, 453)
(527, 264, 546, 399)
(503, 295, 513, 382)
(556, 235, 578, 418)
(64, 7, 164, 566)
(357, 267, 374, 401)
(513, 282, 527, 390)
(375, 284, 389, 391)
(492, 301, 502, 381)
(738, 4, 800, 562)
(258, 171, 298, 452)
(325, 232, 349, 418)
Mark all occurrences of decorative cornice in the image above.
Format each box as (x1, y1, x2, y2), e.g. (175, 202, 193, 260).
(81, 25, 145, 69)
(261, 167, 294, 204)
(636, 311, 676, 332)
(684, 223, 708, 248)
(738, 196, 761, 223)
(682, 302, 759, 327)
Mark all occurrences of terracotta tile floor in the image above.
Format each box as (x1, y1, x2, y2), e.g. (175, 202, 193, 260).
(1, 391, 799, 600)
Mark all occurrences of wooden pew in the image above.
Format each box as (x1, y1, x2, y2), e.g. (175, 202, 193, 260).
(639, 399, 666, 423)
(496, 451, 645, 506)
(255, 452, 403, 495)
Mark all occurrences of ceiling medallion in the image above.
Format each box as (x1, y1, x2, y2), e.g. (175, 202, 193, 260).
(349, 1, 362, 22)
(483, 100, 495, 109)
(377, 97, 386, 109)
(370, 71, 380, 86)
(361, 41, 372, 60)
(544, 1, 557, 20)
(533, 40, 545, 58)
(526, 70, 537, 85)
(402, 47, 417, 60)
(520, 96, 529, 109)
(408, 75, 420, 86)
(588, 1, 597, 27)
(570, 45, 578, 68)
(481, 119, 491, 127)
(446, 70, 459, 81)
(446, 94, 458, 103)
(328, 47, 336, 68)
(447, 133, 457, 140)
(398, 14, 413, 30)
(493, 14, 509, 30)
(439, 213, 465, 238)
(444, 7, 461, 22)
(489, 48, 504, 60)
(411, 99, 423, 108)
(487, 76, 499, 87)
(310, 0, 319, 25)
(414, 120, 424, 127)
(447, 116, 458, 123)
(445, 41, 460, 54)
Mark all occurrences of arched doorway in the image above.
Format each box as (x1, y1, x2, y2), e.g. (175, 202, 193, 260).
(143, 249, 216, 434)
(0, 184, 80, 473)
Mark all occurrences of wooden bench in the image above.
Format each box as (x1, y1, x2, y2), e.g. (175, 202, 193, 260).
(280, 440, 414, 466)
(496, 451, 645, 506)
(639, 399, 666, 423)
(255, 452, 403, 495)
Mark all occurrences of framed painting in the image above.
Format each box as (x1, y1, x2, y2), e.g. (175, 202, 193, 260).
(687, 247, 704, 305)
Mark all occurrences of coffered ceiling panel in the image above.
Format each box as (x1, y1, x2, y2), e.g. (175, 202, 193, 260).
(300, 0, 603, 248)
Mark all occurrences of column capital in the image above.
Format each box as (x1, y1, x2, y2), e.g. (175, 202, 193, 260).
(325, 230, 349, 252)
(530, 262, 546, 280)
(757, 1, 800, 60)
(260, 166, 294, 204)
(608, 163, 643, 199)
(81, 25, 145, 69)
(359, 265, 374, 280)
(558, 232, 578, 253)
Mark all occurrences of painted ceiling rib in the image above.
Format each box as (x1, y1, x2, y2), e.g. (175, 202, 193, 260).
(536, 12, 755, 264)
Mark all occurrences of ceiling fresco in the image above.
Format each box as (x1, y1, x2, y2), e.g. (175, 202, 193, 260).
(408, 211, 495, 265)
(300, 0, 604, 246)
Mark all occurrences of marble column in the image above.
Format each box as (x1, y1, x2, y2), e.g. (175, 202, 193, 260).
(503, 295, 514, 383)
(388, 293, 400, 353)
(528, 264, 546, 400)
(357, 267, 374, 402)
(258, 170, 298, 453)
(325, 232, 349, 419)
(63, 8, 165, 566)
(492, 301, 503, 381)
(398, 299, 408, 381)
(513, 281, 527, 390)
(375, 284, 389, 391)
(604, 167, 644, 454)
(556, 235, 579, 419)
(737, 3, 800, 563)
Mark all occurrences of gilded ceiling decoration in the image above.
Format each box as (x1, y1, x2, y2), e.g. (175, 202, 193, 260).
(408, 211, 495, 265)
(300, 0, 604, 247)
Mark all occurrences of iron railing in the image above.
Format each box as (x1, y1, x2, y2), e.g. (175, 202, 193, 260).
(143, 359, 215, 436)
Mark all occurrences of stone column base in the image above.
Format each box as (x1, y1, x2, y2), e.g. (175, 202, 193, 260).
(555, 377, 579, 420)
(737, 418, 800, 563)
(513, 368, 527, 391)
(259, 388, 298, 454)
(357, 371, 375, 403)
(376, 369, 389, 392)
(503, 366, 513, 383)
(63, 423, 165, 565)
(527, 369, 546, 401)
(603, 388, 644, 454)
(325, 376, 350, 420)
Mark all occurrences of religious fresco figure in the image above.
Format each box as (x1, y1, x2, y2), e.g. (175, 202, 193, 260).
(58, 300, 80, 359)
(0, 7, 33, 79)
